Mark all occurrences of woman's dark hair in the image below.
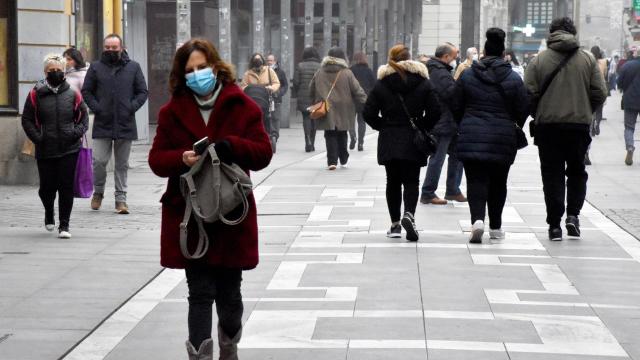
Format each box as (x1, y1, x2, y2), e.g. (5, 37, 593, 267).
(302, 47, 320, 61)
(62, 47, 86, 69)
(250, 53, 265, 66)
(591, 46, 603, 60)
(506, 50, 520, 66)
(484, 28, 506, 57)
(328, 47, 347, 61)
(169, 38, 236, 96)
(549, 17, 577, 35)
(352, 52, 368, 65)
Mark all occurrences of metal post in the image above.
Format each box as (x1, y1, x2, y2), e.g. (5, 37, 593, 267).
(339, 0, 348, 51)
(366, 1, 375, 64)
(378, 0, 387, 65)
(354, 0, 366, 55)
(176, 0, 190, 47)
(304, 0, 314, 48)
(323, 0, 333, 56)
(219, 0, 232, 62)
(253, 0, 264, 54)
(281, 0, 292, 128)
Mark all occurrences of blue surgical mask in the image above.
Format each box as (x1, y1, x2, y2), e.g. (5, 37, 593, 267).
(185, 67, 216, 96)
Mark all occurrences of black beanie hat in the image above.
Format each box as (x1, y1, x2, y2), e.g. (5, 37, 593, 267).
(484, 28, 506, 57)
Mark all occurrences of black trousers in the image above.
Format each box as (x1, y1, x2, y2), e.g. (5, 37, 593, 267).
(37, 152, 78, 229)
(302, 111, 317, 148)
(186, 266, 243, 350)
(537, 131, 591, 227)
(464, 161, 511, 230)
(324, 130, 349, 166)
(384, 161, 421, 223)
(349, 112, 367, 146)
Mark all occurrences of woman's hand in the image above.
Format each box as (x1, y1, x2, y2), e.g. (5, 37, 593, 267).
(182, 150, 200, 167)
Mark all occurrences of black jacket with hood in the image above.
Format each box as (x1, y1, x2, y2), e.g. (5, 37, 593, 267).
(363, 60, 441, 166)
(427, 59, 458, 137)
(455, 57, 529, 165)
(81, 51, 148, 140)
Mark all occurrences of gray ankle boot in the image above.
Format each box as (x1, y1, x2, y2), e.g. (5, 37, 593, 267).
(186, 338, 214, 360)
(218, 325, 242, 360)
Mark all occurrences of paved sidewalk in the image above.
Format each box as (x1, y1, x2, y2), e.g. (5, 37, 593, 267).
(2, 97, 640, 359)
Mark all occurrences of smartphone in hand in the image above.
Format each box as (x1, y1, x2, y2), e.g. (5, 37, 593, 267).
(193, 137, 210, 155)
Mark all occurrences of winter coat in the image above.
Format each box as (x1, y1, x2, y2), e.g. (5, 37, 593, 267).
(427, 59, 458, 137)
(363, 60, 441, 166)
(148, 84, 273, 270)
(454, 59, 473, 80)
(81, 52, 148, 140)
(65, 66, 88, 91)
(272, 64, 289, 103)
(240, 66, 281, 93)
(310, 57, 367, 131)
(617, 58, 640, 111)
(524, 31, 607, 127)
(455, 57, 529, 165)
(21, 81, 89, 160)
(293, 58, 321, 112)
(350, 63, 376, 95)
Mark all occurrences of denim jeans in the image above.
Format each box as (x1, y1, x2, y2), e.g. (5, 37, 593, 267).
(302, 111, 317, 148)
(92, 139, 132, 202)
(624, 109, 639, 150)
(421, 135, 463, 199)
(348, 112, 367, 146)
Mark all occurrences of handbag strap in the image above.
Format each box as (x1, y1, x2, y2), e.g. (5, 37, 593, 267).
(538, 48, 579, 101)
(396, 94, 420, 131)
(325, 70, 343, 101)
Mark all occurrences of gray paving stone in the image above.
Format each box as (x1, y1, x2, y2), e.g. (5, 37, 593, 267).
(427, 349, 510, 360)
(314, 317, 425, 340)
(426, 318, 540, 343)
(348, 348, 428, 360)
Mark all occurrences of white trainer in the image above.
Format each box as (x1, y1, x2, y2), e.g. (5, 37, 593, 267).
(489, 229, 505, 240)
(469, 220, 484, 244)
(58, 230, 72, 239)
(45, 224, 55, 232)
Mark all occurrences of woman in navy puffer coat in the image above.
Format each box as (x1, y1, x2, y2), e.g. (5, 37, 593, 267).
(454, 28, 529, 244)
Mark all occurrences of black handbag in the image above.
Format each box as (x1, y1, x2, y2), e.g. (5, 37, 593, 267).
(397, 94, 438, 156)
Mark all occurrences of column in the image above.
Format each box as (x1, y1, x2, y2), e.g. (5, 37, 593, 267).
(366, 1, 375, 64)
(397, 0, 405, 44)
(354, 0, 365, 55)
(280, 0, 293, 128)
(323, 0, 332, 56)
(388, 0, 397, 50)
(411, 0, 422, 57)
(219, 0, 232, 62)
(253, 0, 264, 54)
(377, 0, 387, 65)
(176, 0, 190, 47)
(339, 0, 348, 51)
(304, 0, 314, 48)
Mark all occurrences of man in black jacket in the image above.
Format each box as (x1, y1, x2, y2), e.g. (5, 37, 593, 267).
(82, 34, 148, 214)
(266, 54, 288, 150)
(617, 53, 640, 165)
(420, 43, 466, 205)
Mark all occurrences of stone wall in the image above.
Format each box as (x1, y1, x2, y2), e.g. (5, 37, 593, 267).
(420, 0, 463, 56)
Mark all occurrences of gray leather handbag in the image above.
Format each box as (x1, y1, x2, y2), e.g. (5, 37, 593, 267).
(179, 144, 253, 260)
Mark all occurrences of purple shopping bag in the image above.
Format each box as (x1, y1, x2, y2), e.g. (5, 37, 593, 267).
(74, 136, 93, 198)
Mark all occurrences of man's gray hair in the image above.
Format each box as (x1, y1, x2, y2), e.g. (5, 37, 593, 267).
(434, 43, 456, 59)
(466, 47, 478, 59)
(43, 53, 65, 71)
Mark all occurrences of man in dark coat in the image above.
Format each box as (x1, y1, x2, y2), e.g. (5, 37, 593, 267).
(266, 54, 289, 148)
(420, 43, 466, 205)
(82, 34, 148, 214)
(293, 47, 321, 152)
(349, 52, 376, 151)
(617, 53, 640, 165)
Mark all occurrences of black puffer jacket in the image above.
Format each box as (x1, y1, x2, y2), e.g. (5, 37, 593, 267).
(427, 59, 458, 136)
(350, 63, 376, 95)
(363, 60, 441, 166)
(293, 58, 321, 112)
(272, 64, 289, 103)
(454, 57, 529, 165)
(22, 81, 89, 160)
(81, 52, 148, 140)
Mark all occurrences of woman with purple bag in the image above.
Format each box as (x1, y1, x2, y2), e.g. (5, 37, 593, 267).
(21, 54, 89, 239)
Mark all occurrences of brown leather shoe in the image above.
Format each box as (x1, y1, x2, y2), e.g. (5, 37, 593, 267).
(421, 196, 447, 205)
(445, 194, 468, 202)
(90, 193, 103, 210)
(115, 201, 129, 214)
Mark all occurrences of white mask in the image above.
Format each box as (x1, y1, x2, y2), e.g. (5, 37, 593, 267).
(449, 60, 457, 68)
(472, 54, 479, 62)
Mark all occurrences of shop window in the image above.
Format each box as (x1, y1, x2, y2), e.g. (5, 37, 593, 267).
(0, 0, 16, 110)
(75, 0, 102, 63)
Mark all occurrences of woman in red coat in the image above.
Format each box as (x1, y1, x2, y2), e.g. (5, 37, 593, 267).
(148, 38, 272, 360)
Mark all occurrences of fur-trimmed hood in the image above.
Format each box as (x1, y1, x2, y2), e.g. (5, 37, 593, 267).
(377, 60, 429, 80)
(321, 56, 349, 69)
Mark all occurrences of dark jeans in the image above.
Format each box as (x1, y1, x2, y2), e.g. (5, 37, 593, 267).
(186, 266, 243, 350)
(384, 161, 421, 223)
(324, 130, 349, 166)
(348, 112, 367, 146)
(537, 131, 591, 228)
(421, 135, 464, 199)
(302, 111, 317, 148)
(624, 109, 639, 150)
(270, 102, 282, 140)
(464, 161, 511, 230)
(37, 152, 79, 229)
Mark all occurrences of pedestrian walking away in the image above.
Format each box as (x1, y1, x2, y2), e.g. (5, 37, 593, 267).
(82, 33, 149, 214)
(349, 52, 376, 151)
(293, 47, 322, 152)
(617, 50, 640, 166)
(63, 47, 88, 91)
(420, 42, 466, 206)
(525, 17, 607, 241)
(148, 38, 273, 360)
(266, 54, 289, 150)
(21, 54, 89, 239)
(609, 55, 619, 92)
(454, 28, 529, 244)
(363, 44, 441, 242)
(505, 50, 525, 80)
(310, 47, 367, 170)
(241, 53, 281, 153)
(454, 47, 478, 80)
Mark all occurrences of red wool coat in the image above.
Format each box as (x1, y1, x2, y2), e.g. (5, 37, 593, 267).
(148, 84, 272, 270)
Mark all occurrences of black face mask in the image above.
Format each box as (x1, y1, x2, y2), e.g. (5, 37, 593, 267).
(251, 59, 263, 69)
(46, 71, 65, 87)
(102, 50, 121, 64)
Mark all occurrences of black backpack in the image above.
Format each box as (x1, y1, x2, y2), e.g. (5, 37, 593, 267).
(244, 84, 271, 114)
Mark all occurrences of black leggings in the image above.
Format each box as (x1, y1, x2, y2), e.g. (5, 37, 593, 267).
(186, 266, 243, 349)
(464, 161, 511, 230)
(37, 152, 79, 229)
(384, 161, 421, 223)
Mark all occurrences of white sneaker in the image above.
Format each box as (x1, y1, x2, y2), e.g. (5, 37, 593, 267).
(340, 164, 348, 169)
(469, 220, 484, 244)
(58, 230, 72, 239)
(328, 165, 337, 171)
(489, 229, 505, 240)
(45, 224, 55, 232)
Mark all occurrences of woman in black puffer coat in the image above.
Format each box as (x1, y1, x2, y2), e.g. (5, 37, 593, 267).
(22, 54, 89, 239)
(454, 28, 529, 244)
(363, 45, 441, 242)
